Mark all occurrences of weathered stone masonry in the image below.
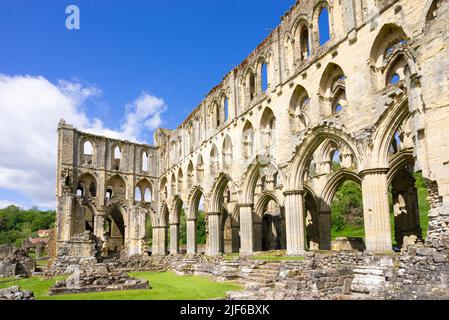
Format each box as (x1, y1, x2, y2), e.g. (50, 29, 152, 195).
(55, 0, 449, 261)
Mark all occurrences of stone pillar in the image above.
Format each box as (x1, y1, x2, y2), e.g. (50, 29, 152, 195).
(361, 169, 393, 253)
(152, 226, 167, 256)
(239, 204, 254, 254)
(187, 218, 197, 254)
(169, 223, 180, 255)
(319, 211, 331, 250)
(231, 226, 240, 253)
(254, 222, 263, 252)
(284, 190, 306, 255)
(207, 212, 221, 256)
(94, 214, 105, 240)
(59, 193, 74, 242)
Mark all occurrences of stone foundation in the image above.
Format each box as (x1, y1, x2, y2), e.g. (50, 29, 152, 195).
(0, 245, 36, 278)
(49, 264, 150, 296)
(0, 286, 34, 301)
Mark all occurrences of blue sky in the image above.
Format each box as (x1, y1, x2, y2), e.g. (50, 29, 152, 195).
(0, 0, 297, 210)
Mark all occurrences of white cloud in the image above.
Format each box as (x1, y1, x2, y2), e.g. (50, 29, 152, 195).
(0, 200, 23, 209)
(0, 74, 167, 209)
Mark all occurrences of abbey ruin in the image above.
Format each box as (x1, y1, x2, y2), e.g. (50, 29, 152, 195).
(53, 0, 449, 299)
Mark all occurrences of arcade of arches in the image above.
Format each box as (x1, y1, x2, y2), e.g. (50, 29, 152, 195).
(55, 0, 449, 260)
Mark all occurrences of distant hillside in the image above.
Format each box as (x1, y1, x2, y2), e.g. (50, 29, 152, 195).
(0, 206, 55, 247)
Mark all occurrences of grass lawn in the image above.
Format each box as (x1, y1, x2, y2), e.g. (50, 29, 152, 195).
(0, 272, 242, 300)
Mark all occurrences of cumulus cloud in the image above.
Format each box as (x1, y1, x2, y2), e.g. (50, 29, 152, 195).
(0, 74, 167, 209)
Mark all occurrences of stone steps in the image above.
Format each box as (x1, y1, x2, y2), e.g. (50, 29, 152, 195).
(350, 266, 389, 296)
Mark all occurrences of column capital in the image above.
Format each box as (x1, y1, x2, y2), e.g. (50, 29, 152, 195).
(170, 222, 180, 226)
(152, 226, 167, 230)
(239, 203, 254, 209)
(207, 212, 221, 216)
(187, 218, 197, 222)
(283, 189, 305, 196)
(359, 168, 389, 178)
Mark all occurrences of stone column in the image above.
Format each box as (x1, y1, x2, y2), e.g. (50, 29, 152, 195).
(59, 193, 74, 242)
(152, 226, 167, 256)
(239, 204, 254, 254)
(319, 211, 331, 250)
(253, 222, 263, 252)
(94, 214, 105, 240)
(207, 212, 221, 256)
(187, 218, 197, 254)
(231, 226, 240, 253)
(169, 223, 180, 255)
(284, 190, 306, 255)
(361, 168, 393, 253)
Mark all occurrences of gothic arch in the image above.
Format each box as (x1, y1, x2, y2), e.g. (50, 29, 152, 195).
(371, 95, 411, 167)
(210, 173, 233, 213)
(289, 85, 311, 132)
(288, 125, 362, 190)
(320, 170, 362, 211)
(187, 186, 206, 220)
(318, 62, 346, 116)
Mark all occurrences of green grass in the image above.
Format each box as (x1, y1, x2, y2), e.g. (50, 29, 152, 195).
(0, 272, 242, 300)
(331, 224, 366, 239)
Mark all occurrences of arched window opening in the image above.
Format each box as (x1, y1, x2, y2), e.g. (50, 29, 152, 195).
(77, 174, 97, 198)
(160, 178, 168, 201)
(142, 152, 149, 172)
(319, 63, 346, 116)
(106, 175, 126, 201)
(242, 121, 254, 160)
(171, 174, 176, 196)
(187, 162, 194, 189)
(89, 182, 97, 198)
(83, 141, 93, 165)
(135, 187, 142, 202)
(261, 63, 268, 92)
(249, 72, 256, 101)
(215, 102, 221, 128)
(224, 96, 229, 122)
(144, 188, 152, 202)
(289, 86, 310, 133)
(222, 136, 233, 171)
(300, 25, 310, 60)
(76, 186, 84, 197)
(112, 146, 121, 171)
(210, 145, 219, 176)
(318, 6, 331, 45)
(197, 155, 204, 184)
(331, 150, 342, 172)
(177, 169, 184, 194)
(260, 108, 276, 156)
(106, 188, 113, 200)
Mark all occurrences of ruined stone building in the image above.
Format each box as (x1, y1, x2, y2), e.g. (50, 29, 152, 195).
(55, 0, 449, 261)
